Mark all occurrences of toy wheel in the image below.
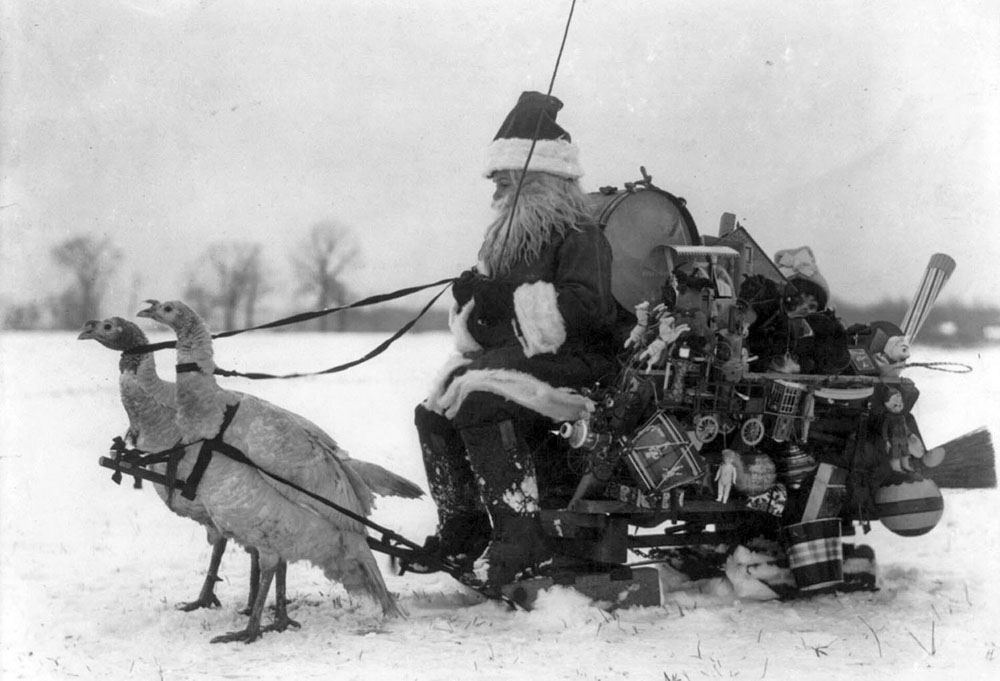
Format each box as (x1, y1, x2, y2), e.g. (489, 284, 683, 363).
(693, 414, 720, 444)
(740, 417, 765, 446)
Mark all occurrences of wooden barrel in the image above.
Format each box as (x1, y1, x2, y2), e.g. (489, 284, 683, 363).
(587, 184, 700, 312)
(783, 518, 844, 592)
(875, 477, 944, 537)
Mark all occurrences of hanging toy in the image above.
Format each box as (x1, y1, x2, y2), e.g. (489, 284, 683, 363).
(881, 388, 923, 472)
(875, 476, 944, 536)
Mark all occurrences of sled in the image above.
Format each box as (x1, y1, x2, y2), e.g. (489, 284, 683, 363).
(499, 170, 995, 604)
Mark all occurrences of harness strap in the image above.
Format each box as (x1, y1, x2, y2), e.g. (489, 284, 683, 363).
(107, 436, 189, 486)
(125, 278, 457, 355)
(100, 405, 520, 608)
(165, 441, 181, 506)
(180, 403, 242, 501)
(176, 363, 202, 374)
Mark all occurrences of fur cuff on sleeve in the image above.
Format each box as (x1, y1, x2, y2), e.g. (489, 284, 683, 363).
(449, 300, 482, 354)
(435, 367, 595, 422)
(514, 281, 566, 357)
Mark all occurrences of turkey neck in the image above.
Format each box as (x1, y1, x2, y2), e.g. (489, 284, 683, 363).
(118, 350, 144, 375)
(133, 349, 176, 409)
(172, 316, 223, 434)
(116, 322, 175, 407)
(117, 324, 152, 376)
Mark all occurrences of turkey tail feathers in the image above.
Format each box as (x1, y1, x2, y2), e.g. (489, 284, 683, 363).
(360, 556, 405, 619)
(347, 460, 425, 499)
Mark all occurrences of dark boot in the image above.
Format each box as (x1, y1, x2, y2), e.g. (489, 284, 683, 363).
(411, 405, 490, 571)
(459, 419, 553, 589)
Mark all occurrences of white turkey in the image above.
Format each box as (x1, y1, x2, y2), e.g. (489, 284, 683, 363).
(137, 299, 411, 643)
(78, 317, 260, 613)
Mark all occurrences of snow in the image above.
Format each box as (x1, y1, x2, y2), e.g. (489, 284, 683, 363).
(1, 330, 998, 680)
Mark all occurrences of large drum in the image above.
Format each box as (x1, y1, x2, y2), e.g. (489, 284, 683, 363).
(587, 182, 701, 312)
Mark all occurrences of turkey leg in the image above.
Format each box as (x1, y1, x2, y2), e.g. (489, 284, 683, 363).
(177, 537, 227, 611)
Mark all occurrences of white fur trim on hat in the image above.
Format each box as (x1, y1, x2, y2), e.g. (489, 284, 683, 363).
(513, 280, 566, 357)
(484, 138, 583, 179)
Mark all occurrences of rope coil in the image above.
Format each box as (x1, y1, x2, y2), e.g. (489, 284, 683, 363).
(904, 361, 973, 374)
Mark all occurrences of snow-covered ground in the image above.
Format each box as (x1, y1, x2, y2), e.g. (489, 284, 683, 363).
(1, 330, 998, 680)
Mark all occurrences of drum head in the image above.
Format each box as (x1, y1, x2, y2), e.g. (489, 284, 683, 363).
(588, 188, 700, 311)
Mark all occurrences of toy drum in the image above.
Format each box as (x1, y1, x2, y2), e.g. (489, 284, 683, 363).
(624, 411, 704, 493)
(783, 518, 844, 593)
(767, 380, 807, 442)
(587, 185, 700, 312)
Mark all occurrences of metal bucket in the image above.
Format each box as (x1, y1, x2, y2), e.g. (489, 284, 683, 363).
(783, 518, 844, 593)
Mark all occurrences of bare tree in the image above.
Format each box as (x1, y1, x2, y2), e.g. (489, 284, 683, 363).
(183, 241, 267, 330)
(50, 234, 121, 328)
(291, 222, 360, 331)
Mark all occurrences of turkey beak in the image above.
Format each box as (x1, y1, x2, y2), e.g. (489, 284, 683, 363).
(77, 320, 98, 340)
(136, 300, 159, 319)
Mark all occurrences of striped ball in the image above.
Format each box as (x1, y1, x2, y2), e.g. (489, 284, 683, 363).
(875, 477, 944, 537)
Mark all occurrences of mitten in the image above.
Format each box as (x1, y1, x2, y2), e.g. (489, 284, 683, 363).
(452, 268, 481, 307)
(474, 279, 516, 321)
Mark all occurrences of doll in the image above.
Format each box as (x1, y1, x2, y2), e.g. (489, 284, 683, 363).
(715, 449, 741, 503)
(881, 388, 918, 472)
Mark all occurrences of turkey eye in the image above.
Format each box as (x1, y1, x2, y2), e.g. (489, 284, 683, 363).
(103, 323, 112, 330)
(164, 305, 173, 312)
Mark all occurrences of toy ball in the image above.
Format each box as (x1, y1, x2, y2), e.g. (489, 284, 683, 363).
(874, 477, 944, 537)
(736, 451, 777, 496)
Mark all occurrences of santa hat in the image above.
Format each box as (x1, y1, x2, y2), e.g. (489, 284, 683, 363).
(484, 91, 583, 179)
(774, 246, 830, 309)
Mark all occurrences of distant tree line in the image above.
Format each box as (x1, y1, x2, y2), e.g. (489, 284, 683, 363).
(3, 229, 997, 345)
(0, 221, 420, 332)
(835, 299, 1000, 347)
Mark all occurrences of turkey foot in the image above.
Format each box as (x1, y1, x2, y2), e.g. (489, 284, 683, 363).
(210, 623, 263, 645)
(177, 539, 226, 611)
(177, 593, 221, 612)
(262, 614, 301, 634)
(262, 561, 299, 633)
(211, 561, 276, 645)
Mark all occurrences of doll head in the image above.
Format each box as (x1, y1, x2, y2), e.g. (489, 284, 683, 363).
(882, 335, 911, 363)
(883, 388, 905, 414)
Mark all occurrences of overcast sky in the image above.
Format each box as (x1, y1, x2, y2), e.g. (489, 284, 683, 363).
(1, 0, 998, 320)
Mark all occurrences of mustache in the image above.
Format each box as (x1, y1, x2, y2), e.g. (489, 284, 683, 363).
(491, 195, 511, 214)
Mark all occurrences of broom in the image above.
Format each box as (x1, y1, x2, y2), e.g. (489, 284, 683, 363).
(893, 254, 995, 488)
(923, 427, 997, 489)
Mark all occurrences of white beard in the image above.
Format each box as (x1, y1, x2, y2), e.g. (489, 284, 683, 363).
(478, 177, 588, 277)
